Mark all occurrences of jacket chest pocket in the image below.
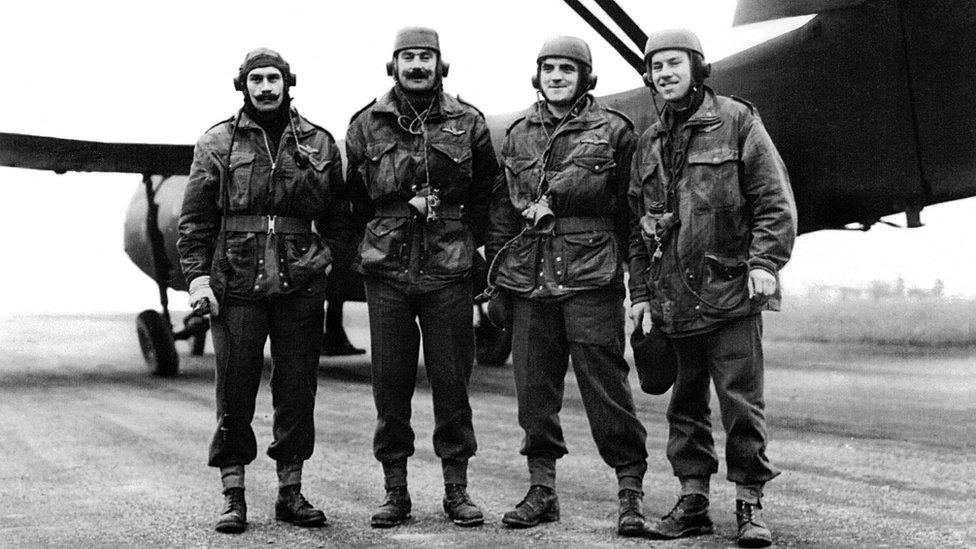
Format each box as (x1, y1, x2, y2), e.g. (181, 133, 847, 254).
(428, 141, 472, 188)
(362, 141, 398, 199)
(227, 152, 256, 209)
(686, 148, 741, 212)
(503, 156, 542, 211)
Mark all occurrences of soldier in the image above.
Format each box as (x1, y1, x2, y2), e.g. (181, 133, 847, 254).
(178, 48, 349, 533)
(486, 36, 649, 537)
(345, 27, 499, 528)
(628, 29, 797, 547)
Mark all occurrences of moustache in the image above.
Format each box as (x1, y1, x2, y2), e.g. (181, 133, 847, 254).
(403, 68, 432, 79)
(254, 93, 280, 102)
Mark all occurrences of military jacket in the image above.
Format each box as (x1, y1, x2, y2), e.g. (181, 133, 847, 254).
(487, 96, 635, 298)
(345, 88, 498, 292)
(628, 87, 797, 335)
(178, 109, 350, 301)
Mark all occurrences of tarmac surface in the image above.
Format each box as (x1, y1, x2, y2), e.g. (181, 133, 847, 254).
(0, 307, 974, 547)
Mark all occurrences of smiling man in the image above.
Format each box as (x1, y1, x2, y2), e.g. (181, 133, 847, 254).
(486, 35, 649, 537)
(628, 29, 797, 547)
(178, 47, 350, 534)
(345, 26, 499, 529)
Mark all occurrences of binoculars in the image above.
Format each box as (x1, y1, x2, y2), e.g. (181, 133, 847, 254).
(522, 196, 555, 233)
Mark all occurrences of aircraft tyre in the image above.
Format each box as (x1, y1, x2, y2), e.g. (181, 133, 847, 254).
(475, 320, 512, 367)
(136, 309, 179, 377)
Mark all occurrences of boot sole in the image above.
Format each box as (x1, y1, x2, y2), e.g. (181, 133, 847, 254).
(617, 522, 646, 537)
(450, 515, 485, 527)
(501, 511, 559, 529)
(646, 524, 714, 540)
(275, 512, 327, 527)
(215, 521, 246, 534)
(371, 514, 411, 528)
(737, 535, 772, 548)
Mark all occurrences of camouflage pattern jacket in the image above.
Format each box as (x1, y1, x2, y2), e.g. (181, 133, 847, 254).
(628, 87, 797, 335)
(178, 109, 350, 301)
(345, 88, 498, 292)
(487, 96, 635, 299)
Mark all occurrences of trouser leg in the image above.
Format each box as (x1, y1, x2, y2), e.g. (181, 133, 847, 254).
(418, 279, 477, 485)
(666, 333, 719, 479)
(706, 315, 779, 485)
(267, 292, 325, 463)
(511, 296, 570, 489)
(563, 290, 648, 493)
(208, 299, 269, 467)
(365, 278, 419, 488)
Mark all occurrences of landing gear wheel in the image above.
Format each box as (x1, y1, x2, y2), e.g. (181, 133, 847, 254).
(475, 319, 512, 366)
(190, 332, 206, 356)
(136, 309, 179, 377)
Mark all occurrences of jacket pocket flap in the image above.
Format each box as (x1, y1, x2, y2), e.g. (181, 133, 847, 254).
(704, 253, 747, 278)
(430, 142, 472, 164)
(571, 156, 615, 173)
(309, 155, 333, 172)
(687, 149, 738, 165)
(229, 151, 255, 170)
(367, 216, 407, 238)
(366, 141, 396, 162)
(504, 156, 538, 175)
(563, 231, 611, 246)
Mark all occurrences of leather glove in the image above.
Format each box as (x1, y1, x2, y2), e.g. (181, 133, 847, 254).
(188, 275, 219, 316)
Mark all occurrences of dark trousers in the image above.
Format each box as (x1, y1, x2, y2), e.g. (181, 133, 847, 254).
(364, 277, 477, 486)
(207, 293, 325, 467)
(511, 289, 648, 483)
(666, 314, 780, 484)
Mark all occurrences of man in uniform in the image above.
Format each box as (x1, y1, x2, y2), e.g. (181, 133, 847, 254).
(179, 48, 350, 533)
(628, 29, 797, 547)
(345, 27, 498, 528)
(486, 36, 649, 537)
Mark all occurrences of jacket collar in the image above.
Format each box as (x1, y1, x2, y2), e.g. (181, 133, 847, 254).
(372, 87, 465, 118)
(523, 95, 606, 131)
(651, 85, 721, 137)
(235, 107, 317, 137)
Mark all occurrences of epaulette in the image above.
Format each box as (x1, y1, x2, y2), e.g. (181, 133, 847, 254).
(455, 95, 485, 118)
(604, 106, 635, 130)
(729, 95, 756, 114)
(205, 114, 236, 133)
(349, 99, 377, 125)
(505, 115, 528, 136)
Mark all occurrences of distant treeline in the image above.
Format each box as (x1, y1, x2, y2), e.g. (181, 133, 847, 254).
(766, 296, 976, 348)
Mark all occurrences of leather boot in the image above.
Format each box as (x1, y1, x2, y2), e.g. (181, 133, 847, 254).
(617, 489, 646, 537)
(647, 493, 713, 539)
(501, 485, 559, 528)
(371, 486, 411, 528)
(736, 499, 772, 547)
(275, 485, 327, 527)
(215, 487, 247, 533)
(443, 484, 484, 526)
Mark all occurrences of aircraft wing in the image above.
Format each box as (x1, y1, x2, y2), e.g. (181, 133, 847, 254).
(733, 0, 867, 26)
(0, 132, 193, 176)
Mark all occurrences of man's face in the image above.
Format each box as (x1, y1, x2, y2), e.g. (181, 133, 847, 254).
(246, 66, 284, 112)
(650, 49, 693, 102)
(539, 57, 581, 107)
(395, 48, 438, 92)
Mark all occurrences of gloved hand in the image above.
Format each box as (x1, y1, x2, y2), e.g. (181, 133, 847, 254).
(188, 275, 219, 316)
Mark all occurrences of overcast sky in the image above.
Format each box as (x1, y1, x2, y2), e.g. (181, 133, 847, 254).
(1, 1, 973, 314)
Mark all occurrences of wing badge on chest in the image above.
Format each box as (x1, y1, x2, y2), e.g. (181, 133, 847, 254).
(440, 127, 466, 136)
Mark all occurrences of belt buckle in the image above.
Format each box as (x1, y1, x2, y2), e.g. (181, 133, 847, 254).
(266, 215, 277, 235)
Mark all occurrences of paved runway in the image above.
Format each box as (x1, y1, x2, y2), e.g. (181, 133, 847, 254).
(0, 309, 973, 547)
